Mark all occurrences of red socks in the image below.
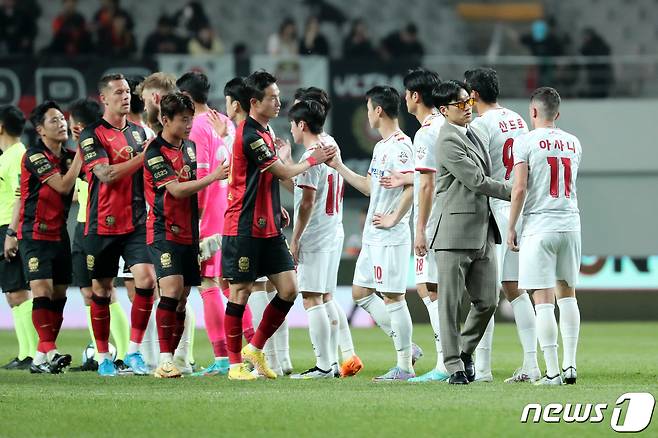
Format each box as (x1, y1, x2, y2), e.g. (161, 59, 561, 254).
(156, 296, 178, 354)
(32, 297, 56, 353)
(251, 294, 294, 349)
(52, 297, 67, 340)
(224, 302, 245, 364)
(222, 287, 255, 343)
(90, 294, 111, 353)
(130, 287, 154, 343)
(171, 310, 186, 352)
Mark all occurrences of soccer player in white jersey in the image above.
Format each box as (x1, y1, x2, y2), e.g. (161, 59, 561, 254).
(465, 67, 540, 383)
(287, 100, 342, 379)
(389, 68, 450, 382)
(328, 86, 417, 381)
(508, 87, 582, 386)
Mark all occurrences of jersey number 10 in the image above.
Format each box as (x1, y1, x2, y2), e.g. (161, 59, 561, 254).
(547, 156, 572, 198)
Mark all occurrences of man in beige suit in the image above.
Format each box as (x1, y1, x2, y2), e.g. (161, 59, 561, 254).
(429, 80, 511, 384)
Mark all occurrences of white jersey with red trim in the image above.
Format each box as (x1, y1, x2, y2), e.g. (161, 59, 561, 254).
(294, 142, 344, 252)
(412, 112, 444, 234)
(363, 130, 414, 246)
(320, 132, 344, 239)
(514, 127, 582, 236)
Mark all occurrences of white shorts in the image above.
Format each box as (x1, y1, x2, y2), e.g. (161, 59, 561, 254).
(518, 231, 581, 290)
(491, 203, 520, 282)
(297, 235, 343, 294)
(414, 252, 439, 285)
(353, 242, 410, 294)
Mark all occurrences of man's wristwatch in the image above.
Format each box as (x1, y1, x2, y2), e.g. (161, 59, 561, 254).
(6, 228, 17, 238)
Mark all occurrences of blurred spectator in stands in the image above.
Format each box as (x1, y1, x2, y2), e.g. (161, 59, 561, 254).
(175, 1, 210, 40)
(93, 0, 134, 44)
(188, 24, 224, 55)
(48, 0, 93, 55)
(580, 27, 613, 98)
(520, 18, 564, 86)
(267, 17, 299, 56)
(0, 0, 39, 54)
(143, 15, 186, 55)
(342, 18, 377, 58)
(97, 13, 136, 56)
(299, 15, 329, 56)
(380, 23, 424, 61)
(233, 42, 249, 61)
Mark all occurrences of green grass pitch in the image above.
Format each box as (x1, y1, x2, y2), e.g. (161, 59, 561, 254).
(1, 322, 656, 437)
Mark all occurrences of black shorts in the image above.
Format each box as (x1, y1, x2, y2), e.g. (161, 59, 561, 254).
(19, 233, 72, 285)
(221, 234, 295, 283)
(148, 240, 201, 286)
(83, 224, 150, 279)
(0, 225, 28, 293)
(71, 221, 91, 288)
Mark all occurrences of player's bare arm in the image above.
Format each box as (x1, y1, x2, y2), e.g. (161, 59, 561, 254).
(165, 159, 229, 199)
(44, 150, 82, 194)
(379, 170, 413, 188)
(414, 171, 434, 256)
(507, 161, 528, 252)
(327, 152, 371, 196)
(290, 187, 316, 263)
(3, 198, 20, 259)
(372, 184, 413, 229)
(92, 152, 145, 184)
(267, 145, 335, 180)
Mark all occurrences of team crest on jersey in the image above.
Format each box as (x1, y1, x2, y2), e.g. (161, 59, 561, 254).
(105, 216, 115, 226)
(398, 151, 409, 164)
(131, 131, 143, 145)
(28, 257, 39, 273)
(257, 217, 266, 228)
(417, 145, 427, 160)
(380, 154, 387, 164)
(160, 253, 172, 269)
(238, 257, 250, 272)
(86, 255, 95, 270)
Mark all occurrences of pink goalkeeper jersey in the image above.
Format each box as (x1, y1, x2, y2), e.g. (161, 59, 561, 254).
(190, 111, 235, 239)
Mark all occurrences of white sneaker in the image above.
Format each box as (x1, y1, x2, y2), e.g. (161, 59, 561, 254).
(562, 367, 577, 384)
(173, 356, 193, 375)
(290, 366, 333, 379)
(504, 367, 541, 383)
(331, 362, 340, 378)
(534, 374, 564, 386)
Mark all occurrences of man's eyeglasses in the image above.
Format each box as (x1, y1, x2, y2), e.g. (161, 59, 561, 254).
(447, 97, 475, 110)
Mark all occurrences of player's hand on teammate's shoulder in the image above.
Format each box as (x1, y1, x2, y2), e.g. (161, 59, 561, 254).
(507, 228, 519, 252)
(310, 144, 336, 165)
(211, 159, 230, 181)
(380, 170, 405, 189)
(275, 138, 292, 163)
(208, 108, 228, 138)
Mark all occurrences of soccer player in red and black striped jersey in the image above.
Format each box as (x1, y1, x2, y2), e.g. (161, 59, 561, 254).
(78, 73, 155, 376)
(144, 92, 228, 378)
(18, 101, 82, 373)
(221, 70, 336, 380)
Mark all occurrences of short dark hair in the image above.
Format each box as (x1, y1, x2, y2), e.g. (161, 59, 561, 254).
(224, 77, 250, 112)
(30, 101, 62, 129)
(365, 86, 401, 118)
(464, 67, 499, 104)
(176, 71, 210, 104)
(403, 68, 442, 107)
(160, 92, 195, 120)
(126, 75, 145, 114)
(98, 73, 126, 93)
(288, 100, 326, 135)
(68, 99, 103, 127)
(294, 87, 331, 113)
(244, 70, 277, 102)
(432, 80, 471, 108)
(0, 105, 26, 137)
(531, 87, 561, 120)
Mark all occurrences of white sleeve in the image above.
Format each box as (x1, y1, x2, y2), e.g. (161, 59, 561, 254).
(514, 134, 530, 165)
(392, 141, 415, 173)
(296, 151, 321, 190)
(414, 129, 437, 172)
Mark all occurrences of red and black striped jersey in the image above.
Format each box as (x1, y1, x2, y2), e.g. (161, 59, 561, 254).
(223, 116, 282, 238)
(78, 118, 147, 236)
(143, 134, 199, 245)
(18, 140, 76, 241)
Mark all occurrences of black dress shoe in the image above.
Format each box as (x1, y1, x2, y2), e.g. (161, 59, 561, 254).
(449, 371, 469, 385)
(460, 352, 475, 382)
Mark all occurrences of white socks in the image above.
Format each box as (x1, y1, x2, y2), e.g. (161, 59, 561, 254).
(510, 293, 539, 373)
(355, 293, 393, 337)
(423, 297, 447, 373)
(323, 300, 341, 364)
(174, 303, 194, 363)
(306, 304, 332, 371)
(141, 300, 159, 369)
(557, 297, 580, 371)
(475, 315, 494, 376)
(247, 291, 279, 371)
(386, 300, 413, 372)
(269, 291, 291, 371)
(536, 303, 560, 377)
